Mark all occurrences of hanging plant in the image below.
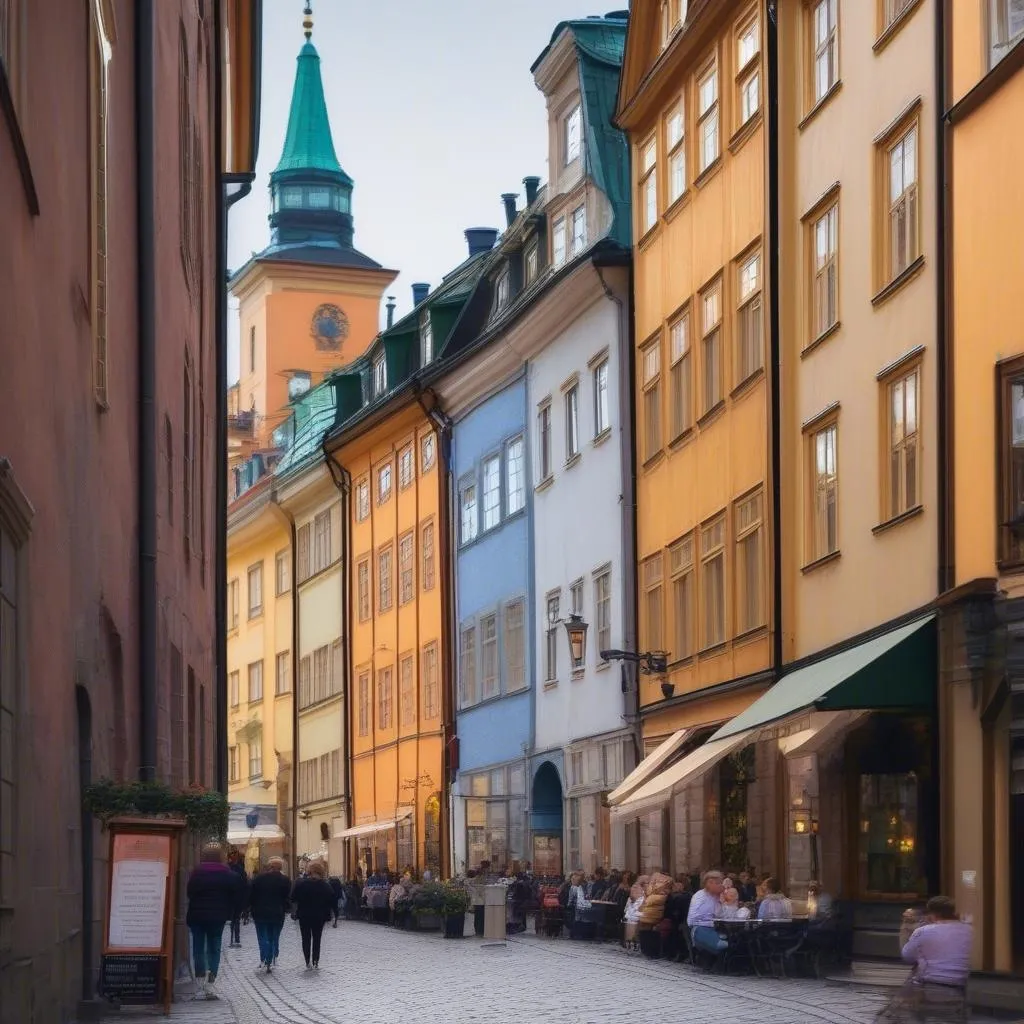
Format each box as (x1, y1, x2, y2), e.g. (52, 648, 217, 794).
(83, 778, 229, 841)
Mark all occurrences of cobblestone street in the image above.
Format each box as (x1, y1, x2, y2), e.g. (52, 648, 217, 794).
(103, 919, 914, 1024)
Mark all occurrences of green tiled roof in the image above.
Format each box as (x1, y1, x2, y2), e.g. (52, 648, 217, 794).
(272, 41, 349, 182)
(274, 377, 337, 478)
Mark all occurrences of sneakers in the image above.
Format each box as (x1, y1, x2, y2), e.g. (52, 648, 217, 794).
(206, 975, 218, 1000)
(193, 975, 208, 1001)
(312, 961, 319, 970)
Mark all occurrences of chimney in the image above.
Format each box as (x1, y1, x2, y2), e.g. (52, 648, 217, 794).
(464, 227, 499, 258)
(523, 176, 541, 206)
(385, 296, 396, 328)
(501, 193, 519, 227)
(412, 282, 430, 307)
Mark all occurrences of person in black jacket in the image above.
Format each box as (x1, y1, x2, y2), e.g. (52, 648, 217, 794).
(248, 857, 292, 973)
(327, 874, 344, 927)
(186, 844, 246, 1000)
(290, 860, 335, 969)
(226, 850, 248, 947)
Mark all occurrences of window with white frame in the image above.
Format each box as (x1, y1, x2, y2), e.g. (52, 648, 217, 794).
(545, 592, 560, 682)
(990, 0, 1024, 67)
(570, 205, 587, 256)
(737, 250, 763, 383)
(494, 270, 510, 313)
(421, 433, 436, 472)
(812, 0, 838, 104)
(460, 479, 478, 544)
(537, 402, 552, 481)
(377, 544, 393, 613)
(525, 244, 539, 285)
(564, 104, 582, 164)
(639, 137, 657, 234)
(482, 455, 501, 531)
(313, 510, 331, 573)
(377, 666, 393, 729)
(357, 558, 370, 621)
(737, 15, 760, 126)
(229, 745, 239, 782)
(594, 569, 611, 659)
(666, 103, 686, 205)
(400, 655, 415, 727)
(399, 445, 415, 489)
(247, 562, 263, 618)
(570, 578, 584, 618)
(812, 202, 839, 339)
(399, 531, 415, 604)
(670, 534, 694, 660)
(421, 520, 435, 591)
(565, 383, 580, 461)
(275, 651, 291, 695)
(641, 338, 662, 460)
(358, 672, 370, 736)
(422, 643, 439, 718)
(702, 279, 723, 412)
(641, 554, 664, 652)
(698, 60, 719, 174)
(373, 352, 387, 395)
(809, 421, 839, 561)
(481, 612, 499, 700)
(593, 359, 610, 436)
(460, 623, 477, 706)
(248, 731, 263, 778)
(553, 217, 567, 267)
(356, 478, 370, 521)
(504, 598, 526, 691)
(887, 123, 919, 281)
(248, 660, 263, 702)
(275, 549, 290, 596)
(735, 490, 765, 635)
(229, 670, 239, 707)
(229, 578, 239, 629)
(377, 462, 393, 504)
(420, 310, 433, 365)
(670, 310, 692, 439)
(700, 515, 726, 648)
(505, 436, 525, 515)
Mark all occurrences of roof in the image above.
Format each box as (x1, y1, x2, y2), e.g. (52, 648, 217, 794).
(274, 377, 337, 479)
(254, 241, 383, 271)
(272, 40, 349, 182)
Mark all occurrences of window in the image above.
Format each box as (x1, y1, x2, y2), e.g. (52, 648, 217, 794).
(737, 16, 760, 126)
(737, 251, 763, 383)
(482, 456, 501, 531)
(593, 360, 610, 436)
(377, 667, 393, 730)
(538, 402, 552, 481)
(400, 656, 415, 727)
(998, 359, 1024, 566)
(594, 570, 612, 659)
(505, 437, 525, 515)
(504, 598, 526, 691)
(545, 593, 560, 682)
(886, 367, 921, 520)
(398, 531, 415, 604)
(275, 651, 291, 695)
(735, 491, 764, 634)
(885, 0, 916, 27)
(525, 244, 539, 285)
(481, 613, 499, 699)
(494, 271, 510, 312)
(666, 103, 686, 205)
(812, 0, 838, 104)
(460, 479, 478, 544)
(641, 338, 662, 460)
(553, 217, 567, 267)
(809, 422, 839, 561)
(275, 549, 290, 596)
(420, 310, 433, 365)
(228, 578, 239, 630)
(373, 353, 387, 395)
(377, 462, 393, 505)
(356, 479, 370, 521)
(399, 446, 415, 489)
(247, 660, 263, 703)
(700, 515, 726, 648)
(886, 123, 919, 282)
(247, 563, 263, 618)
(421, 433, 436, 472)
(989, 0, 1024, 67)
(358, 672, 370, 736)
(313, 510, 331, 573)
(464, 767, 527, 873)
(377, 545, 393, 613)
(421, 521, 436, 590)
(641, 554, 664, 652)
(422, 643, 439, 719)
(639, 137, 657, 235)
(669, 535, 694, 660)
(812, 203, 839, 339)
(564, 104, 582, 164)
(460, 624, 477, 706)
(669, 311, 692, 438)
(248, 731, 263, 779)
(229, 670, 239, 708)
(312, 646, 330, 707)
(249, 326, 256, 373)
(570, 205, 587, 256)
(570, 578, 584, 618)
(296, 523, 311, 582)
(229, 746, 239, 783)
(701, 279, 723, 412)
(565, 384, 580, 460)
(357, 558, 370, 621)
(90, 7, 111, 406)
(697, 61, 720, 174)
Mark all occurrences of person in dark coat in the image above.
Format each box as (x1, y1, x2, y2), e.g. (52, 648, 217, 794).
(327, 874, 345, 927)
(226, 850, 248, 947)
(248, 857, 292, 973)
(290, 860, 335, 969)
(186, 844, 246, 1000)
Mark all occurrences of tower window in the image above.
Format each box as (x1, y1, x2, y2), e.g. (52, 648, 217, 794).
(282, 186, 303, 208)
(307, 188, 330, 209)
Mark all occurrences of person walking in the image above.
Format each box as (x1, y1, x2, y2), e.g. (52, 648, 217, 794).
(327, 873, 345, 928)
(248, 857, 292, 974)
(227, 849, 248, 947)
(186, 844, 246, 1000)
(290, 860, 335, 970)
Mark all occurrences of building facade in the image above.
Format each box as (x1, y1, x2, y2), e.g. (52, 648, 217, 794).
(0, 1, 260, 1018)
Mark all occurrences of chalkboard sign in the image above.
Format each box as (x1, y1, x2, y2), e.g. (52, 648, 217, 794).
(101, 954, 163, 1005)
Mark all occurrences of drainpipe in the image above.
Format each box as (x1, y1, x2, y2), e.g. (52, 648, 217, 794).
(766, 0, 784, 675)
(136, 0, 157, 783)
(936, 0, 952, 595)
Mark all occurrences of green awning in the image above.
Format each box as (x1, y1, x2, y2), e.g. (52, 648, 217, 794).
(712, 614, 936, 741)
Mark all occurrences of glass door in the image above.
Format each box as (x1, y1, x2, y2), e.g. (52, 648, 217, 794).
(857, 772, 927, 898)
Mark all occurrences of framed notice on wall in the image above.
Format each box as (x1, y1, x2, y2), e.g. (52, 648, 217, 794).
(101, 818, 185, 1014)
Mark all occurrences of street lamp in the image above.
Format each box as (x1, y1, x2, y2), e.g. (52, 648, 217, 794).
(564, 614, 588, 670)
(599, 648, 669, 676)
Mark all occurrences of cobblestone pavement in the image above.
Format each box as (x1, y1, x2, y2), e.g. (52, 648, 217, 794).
(100, 919, 960, 1024)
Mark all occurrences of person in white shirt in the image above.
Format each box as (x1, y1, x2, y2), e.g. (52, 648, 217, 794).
(715, 885, 750, 921)
(687, 870, 728, 954)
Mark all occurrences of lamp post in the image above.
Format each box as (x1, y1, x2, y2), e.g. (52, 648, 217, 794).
(564, 614, 589, 670)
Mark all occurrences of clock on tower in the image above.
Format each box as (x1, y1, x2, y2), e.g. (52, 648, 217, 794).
(310, 303, 349, 352)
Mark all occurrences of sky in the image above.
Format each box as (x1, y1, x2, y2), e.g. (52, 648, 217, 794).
(227, 0, 614, 383)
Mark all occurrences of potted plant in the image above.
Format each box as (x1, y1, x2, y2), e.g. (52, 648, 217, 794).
(441, 881, 471, 939)
(410, 880, 445, 931)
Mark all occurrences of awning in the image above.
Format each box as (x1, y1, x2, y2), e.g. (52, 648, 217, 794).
(607, 728, 694, 806)
(227, 824, 285, 843)
(712, 614, 936, 743)
(335, 810, 412, 840)
(610, 730, 756, 821)
(776, 710, 870, 757)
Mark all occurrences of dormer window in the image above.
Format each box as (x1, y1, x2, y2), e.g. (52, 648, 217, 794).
(525, 244, 539, 285)
(373, 353, 387, 396)
(420, 311, 433, 366)
(570, 206, 587, 257)
(661, 0, 687, 47)
(564, 104, 582, 165)
(494, 270, 510, 313)
(553, 217, 567, 267)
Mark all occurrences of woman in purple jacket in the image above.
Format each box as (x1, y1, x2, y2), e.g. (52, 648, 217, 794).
(185, 845, 246, 1000)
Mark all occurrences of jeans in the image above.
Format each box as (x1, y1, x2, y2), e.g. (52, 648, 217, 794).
(230, 913, 241, 944)
(254, 919, 284, 964)
(692, 925, 728, 954)
(299, 918, 325, 965)
(189, 922, 225, 978)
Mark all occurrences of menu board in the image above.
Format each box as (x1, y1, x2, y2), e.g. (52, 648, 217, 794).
(532, 835, 562, 878)
(107, 833, 170, 951)
(101, 954, 162, 1005)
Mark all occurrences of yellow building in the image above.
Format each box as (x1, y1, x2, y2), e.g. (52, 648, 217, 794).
(940, 1, 1024, 973)
(613, 0, 775, 875)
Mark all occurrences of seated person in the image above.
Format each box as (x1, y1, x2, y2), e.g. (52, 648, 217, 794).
(687, 870, 728, 954)
(715, 885, 751, 921)
(807, 881, 833, 920)
(901, 896, 972, 989)
(757, 878, 793, 921)
(736, 870, 758, 904)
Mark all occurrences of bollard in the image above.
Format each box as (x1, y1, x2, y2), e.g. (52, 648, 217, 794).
(482, 884, 506, 944)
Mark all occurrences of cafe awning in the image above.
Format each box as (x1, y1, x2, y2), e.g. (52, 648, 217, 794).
(607, 728, 694, 806)
(335, 810, 412, 840)
(776, 710, 870, 757)
(610, 730, 756, 821)
(711, 614, 936, 743)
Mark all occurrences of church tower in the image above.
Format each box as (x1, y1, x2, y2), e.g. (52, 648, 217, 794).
(229, 3, 397, 448)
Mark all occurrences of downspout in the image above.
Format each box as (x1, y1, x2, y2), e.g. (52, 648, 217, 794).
(766, 0, 784, 675)
(285, 506, 298, 869)
(137, 0, 157, 783)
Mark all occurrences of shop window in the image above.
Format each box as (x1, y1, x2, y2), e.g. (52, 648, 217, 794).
(858, 773, 926, 896)
(720, 745, 755, 872)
